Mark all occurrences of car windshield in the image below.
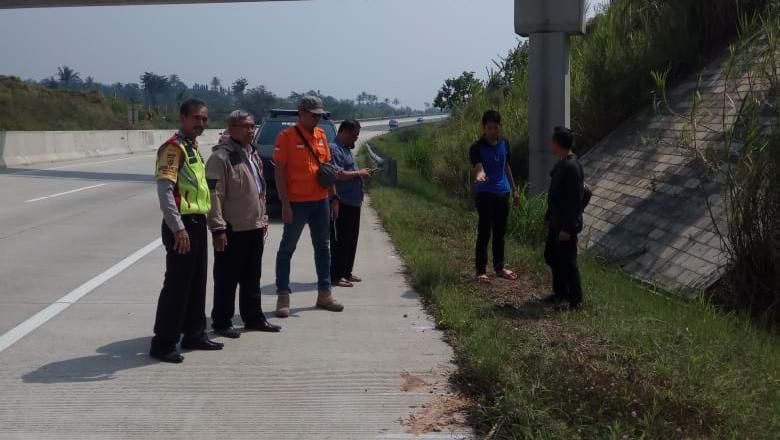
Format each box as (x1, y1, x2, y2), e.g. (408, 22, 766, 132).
(256, 121, 336, 145)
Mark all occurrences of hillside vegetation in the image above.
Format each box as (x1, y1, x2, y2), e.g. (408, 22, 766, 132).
(426, 0, 770, 198)
(0, 76, 165, 131)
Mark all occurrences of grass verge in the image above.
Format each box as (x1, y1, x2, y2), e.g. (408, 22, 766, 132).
(362, 129, 780, 439)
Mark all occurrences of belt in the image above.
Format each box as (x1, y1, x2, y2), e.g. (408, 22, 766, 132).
(181, 214, 206, 223)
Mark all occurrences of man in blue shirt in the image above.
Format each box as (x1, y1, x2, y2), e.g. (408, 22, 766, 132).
(469, 110, 520, 284)
(330, 120, 373, 287)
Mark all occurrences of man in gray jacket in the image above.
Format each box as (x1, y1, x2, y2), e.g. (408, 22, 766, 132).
(206, 110, 281, 338)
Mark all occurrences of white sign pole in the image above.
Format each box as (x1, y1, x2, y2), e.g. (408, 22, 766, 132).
(516, 0, 585, 195)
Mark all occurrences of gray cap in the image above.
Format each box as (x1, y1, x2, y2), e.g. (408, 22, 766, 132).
(298, 95, 328, 114)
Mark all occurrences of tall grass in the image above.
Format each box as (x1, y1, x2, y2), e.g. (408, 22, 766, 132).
(424, 0, 769, 199)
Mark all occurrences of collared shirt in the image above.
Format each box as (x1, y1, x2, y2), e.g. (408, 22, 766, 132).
(245, 143, 264, 194)
(330, 138, 363, 207)
(273, 122, 331, 202)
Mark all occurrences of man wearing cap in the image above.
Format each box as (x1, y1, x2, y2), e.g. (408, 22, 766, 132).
(273, 96, 343, 317)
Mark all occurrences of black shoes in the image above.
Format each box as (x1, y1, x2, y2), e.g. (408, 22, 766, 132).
(149, 349, 184, 364)
(180, 338, 224, 351)
(150, 337, 223, 363)
(244, 321, 282, 333)
(214, 327, 242, 339)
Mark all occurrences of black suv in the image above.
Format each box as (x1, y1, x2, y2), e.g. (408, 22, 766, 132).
(253, 109, 337, 205)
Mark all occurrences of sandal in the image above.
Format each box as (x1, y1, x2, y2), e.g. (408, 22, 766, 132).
(496, 268, 518, 281)
(334, 278, 354, 288)
(346, 275, 363, 283)
(477, 274, 491, 284)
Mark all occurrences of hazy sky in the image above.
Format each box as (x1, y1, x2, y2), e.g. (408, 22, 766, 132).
(0, 0, 606, 108)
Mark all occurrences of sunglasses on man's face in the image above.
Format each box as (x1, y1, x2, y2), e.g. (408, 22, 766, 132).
(306, 111, 323, 119)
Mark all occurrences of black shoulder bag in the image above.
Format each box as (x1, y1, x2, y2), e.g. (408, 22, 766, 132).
(294, 126, 339, 188)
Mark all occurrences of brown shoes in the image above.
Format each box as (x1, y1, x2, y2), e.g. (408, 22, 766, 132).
(316, 290, 344, 312)
(276, 292, 291, 318)
(277, 290, 344, 316)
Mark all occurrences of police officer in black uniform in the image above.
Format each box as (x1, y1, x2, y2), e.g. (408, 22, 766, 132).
(543, 127, 585, 309)
(150, 99, 224, 363)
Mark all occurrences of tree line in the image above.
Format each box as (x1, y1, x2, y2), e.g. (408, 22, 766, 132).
(34, 66, 434, 124)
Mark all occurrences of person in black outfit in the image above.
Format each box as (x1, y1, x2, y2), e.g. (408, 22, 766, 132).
(150, 100, 224, 363)
(543, 127, 585, 309)
(469, 110, 520, 284)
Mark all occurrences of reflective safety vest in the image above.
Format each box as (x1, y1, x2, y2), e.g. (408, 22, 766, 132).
(158, 133, 211, 215)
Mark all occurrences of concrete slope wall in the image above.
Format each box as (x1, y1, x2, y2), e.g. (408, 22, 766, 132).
(580, 49, 763, 293)
(0, 129, 222, 168)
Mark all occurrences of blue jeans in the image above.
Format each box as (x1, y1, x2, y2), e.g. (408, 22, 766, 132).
(276, 199, 332, 293)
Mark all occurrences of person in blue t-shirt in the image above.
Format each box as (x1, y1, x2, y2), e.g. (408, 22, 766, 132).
(469, 110, 520, 284)
(330, 119, 374, 288)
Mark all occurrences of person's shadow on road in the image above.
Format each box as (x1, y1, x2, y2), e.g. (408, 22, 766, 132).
(22, 337, 154, 384)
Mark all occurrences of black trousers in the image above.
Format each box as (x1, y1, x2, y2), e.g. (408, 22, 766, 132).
(544, 231, 583, 305)
(331, 204, 361, 281)
(151, 215, 208, 353)
(475, 192, 510, 275)
(211, 227, 266, 330)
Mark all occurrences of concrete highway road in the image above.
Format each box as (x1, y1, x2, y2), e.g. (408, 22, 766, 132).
(0, 127, 468, 439)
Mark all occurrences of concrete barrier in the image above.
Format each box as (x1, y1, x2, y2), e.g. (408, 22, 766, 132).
(0, 129, 222, 168)
(0, 115, 449, 168)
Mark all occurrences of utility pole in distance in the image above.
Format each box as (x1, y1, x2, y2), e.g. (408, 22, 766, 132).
(516, 0, 586, 194)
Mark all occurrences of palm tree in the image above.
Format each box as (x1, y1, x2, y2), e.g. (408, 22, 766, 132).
(57, 66, 81, 88)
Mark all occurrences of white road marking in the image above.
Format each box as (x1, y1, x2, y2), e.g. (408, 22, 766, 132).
(8, 153, 154, 175)
(25, 183, 108, 202)
(0, 239, 162, 353)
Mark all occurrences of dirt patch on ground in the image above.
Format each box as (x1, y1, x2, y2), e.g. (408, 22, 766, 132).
(400, 372, 430, 392)
(462, 262, 549, 308)
(403, 392, 471, 435)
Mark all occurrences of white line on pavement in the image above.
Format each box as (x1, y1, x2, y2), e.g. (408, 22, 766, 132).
(25, 183, 109, 203)
(0, 238, 162, 354)
(8, 153, 154, 175)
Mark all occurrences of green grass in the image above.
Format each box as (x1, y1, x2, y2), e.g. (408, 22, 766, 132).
(362, 129, 780, 439)
(0, 76, 172, 130)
